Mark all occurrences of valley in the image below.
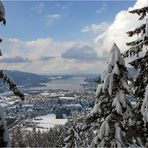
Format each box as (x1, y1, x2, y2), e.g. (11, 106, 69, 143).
(0, 71, 98, 132)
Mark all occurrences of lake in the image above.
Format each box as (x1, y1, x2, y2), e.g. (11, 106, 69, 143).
(1, 77, 87, 97)
(30, 77, 86, 91)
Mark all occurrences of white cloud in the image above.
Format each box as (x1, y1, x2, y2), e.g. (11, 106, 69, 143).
(3, 37, 76, 59)
(81, 22, 109, 34)
(45, 14, 61, 26)
(95, 0, 148, 55)
(1, 37, 103, 74)
(96, 3, 107, 14)
(61, 45, 101, 62)
(36, 57, 99, 74)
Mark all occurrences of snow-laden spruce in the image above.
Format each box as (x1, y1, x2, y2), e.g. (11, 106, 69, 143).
(64, 116, 91, 148)
(125, 5, 148, 147)
(90, 43, 132, 147)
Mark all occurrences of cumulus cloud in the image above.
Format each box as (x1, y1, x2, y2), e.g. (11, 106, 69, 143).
(95, 0, 148, 54)
(81, 22, 109, 34)
(96, 3, 107, 14)
(1, 37, 102, 74)
(3, 37, 75, 59)
(45, 14, 61, 26)
(38, 57, 101, 74)
(61, 45, 102, 62)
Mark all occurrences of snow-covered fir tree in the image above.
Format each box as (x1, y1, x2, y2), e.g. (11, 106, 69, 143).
(64, 111, 96, 148)
(124, 5, 148, 147)
(64, 125, 81, 148)
(88, 43, 132, 147)
(64, 116, 83, 148)
(0, 1, 24, 147)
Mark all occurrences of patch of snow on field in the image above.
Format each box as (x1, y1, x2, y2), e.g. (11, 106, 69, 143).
(59, 96, 76, 100)
(33, 114, 67, 131)
(40, 92, 49, 96)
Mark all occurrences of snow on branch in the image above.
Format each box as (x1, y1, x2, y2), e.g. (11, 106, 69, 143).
(112, 91, 127, 115)
(125, 18, 148, 58)
(129, 51, 148, 69)
(129, 6, 148, 20)
(102, 43, 125, 81)
(127, 24, 146, 37)
(0, 70, 25, 100)
(85, 112, 100, 125)
(115, 123, 125, 147)
(126, 39, 143, 46)
(109, 43, 125, 66)
(95, 84, 103, 98)
(123, 37, 148, 57)
(99, 118, 110, 140)
(141, 85, 148, 124)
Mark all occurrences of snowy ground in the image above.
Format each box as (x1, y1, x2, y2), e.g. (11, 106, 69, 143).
(0, 97, 20, 108)
(32, 114, 67, 132)
(59, 96, 76, 100)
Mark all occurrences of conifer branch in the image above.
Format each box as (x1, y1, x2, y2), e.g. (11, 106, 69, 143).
(124, 37, 148, 57)
(129, 6, 148, 20)
(127, 24, 145, 37)
(0, 70, 25, 100)
(126, 39, 143, 46)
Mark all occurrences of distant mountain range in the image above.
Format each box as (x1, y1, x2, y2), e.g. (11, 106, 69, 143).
(0, 70, 50, 87)
(0, 68, 138, 88)
(0, 70, 97, 87)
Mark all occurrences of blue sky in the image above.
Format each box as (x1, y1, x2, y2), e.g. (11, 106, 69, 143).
(2, 1, 135, 41)
(0, 0, 145, 74)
